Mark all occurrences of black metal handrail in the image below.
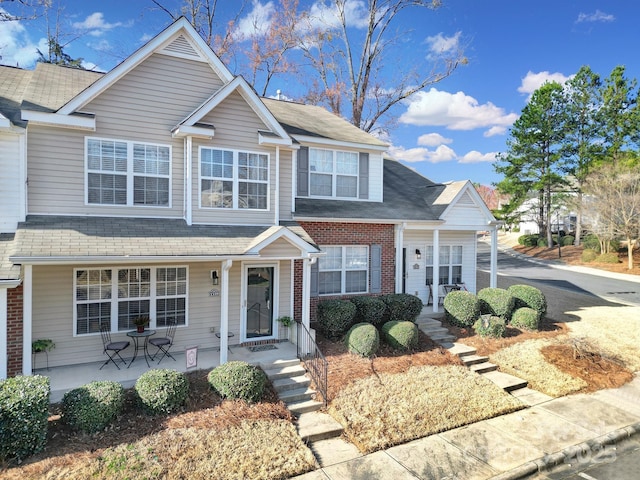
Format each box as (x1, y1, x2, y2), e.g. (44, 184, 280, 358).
(296, 320, 328, 406)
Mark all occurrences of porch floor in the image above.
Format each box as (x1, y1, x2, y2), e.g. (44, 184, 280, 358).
(38, 341, 299, 403)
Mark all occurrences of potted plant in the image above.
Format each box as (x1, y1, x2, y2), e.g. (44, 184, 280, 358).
(133, 315, 150, 333)
(32, 338, 55, 353)
(276, 316, 293, 328)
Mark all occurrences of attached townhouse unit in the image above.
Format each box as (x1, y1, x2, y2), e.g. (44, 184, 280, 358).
(0, 17, 499, 380)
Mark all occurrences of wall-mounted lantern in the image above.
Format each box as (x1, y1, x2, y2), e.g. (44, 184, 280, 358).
(211, 270, 219, 285)
(415, 249, 422, 260)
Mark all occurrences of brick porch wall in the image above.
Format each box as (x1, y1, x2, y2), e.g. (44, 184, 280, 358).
(7, 285, 23, 377)
(294, 222, 396, 323)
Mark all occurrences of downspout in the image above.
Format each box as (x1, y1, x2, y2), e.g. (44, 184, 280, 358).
(274, 146, 280, 225)
(22, 265, 32, 375)
(185, 136, 193, 225)
(394, 223, 406, 293)
(219, 259, 233, 364)
(301, 256, 317, 330)
(432, 230, 440, 313)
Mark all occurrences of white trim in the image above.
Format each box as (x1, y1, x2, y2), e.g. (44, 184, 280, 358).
(21, 110, 96, 130)
(308, 147, 360, 200)
(274, 146, 280, 225)
(293, 134, 388, 152)
(10, 255, 258, 265)
(219, 259, 233, 363)
(432, 230, 439, 314)
(172, 125, 214, 139)
(22, 265, 32, 375)
(185, 136, 193, 225)
(394, 223, 406, 293)
(439, 181, 496, 222)
(318, 245, 369, 296)
(59, 18, 233, 115)
(0, 113, 10, 129)
(302, 257, 316, 329)
(258, 132, 292, 146)
(490, 227, 498, 288)
(240, 262, 279, 343)
(198, 146, 270, 211)
(0, 288, 7, 379)
(244, 226, 319, 255)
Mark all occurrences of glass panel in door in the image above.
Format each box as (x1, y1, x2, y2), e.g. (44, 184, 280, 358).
(246, 267, 274, 338)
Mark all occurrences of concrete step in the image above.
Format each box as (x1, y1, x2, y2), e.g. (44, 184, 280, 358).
(311, 437, 362, 467)
(272, 375, 310, 393)
(482, 370, 528, 392)
(469, 362, 498, 374)
(415, 317, 444, 326)
(444, 343, 477, 357)
(418, 325, 449, 335)
(288, 399, 324, 415)
(280, 386, 316, 404)
(461, 354, 489, 366)
(264, 364, 307, 380)
(260, 358, 301, 370)
(297, 411, 344, 442)
(428, 333, 456, 343)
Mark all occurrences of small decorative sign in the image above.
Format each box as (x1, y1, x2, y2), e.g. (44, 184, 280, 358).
(209, 289, 220, 296)
(185, 346, 198, 369)
(413, 263, 420, 269)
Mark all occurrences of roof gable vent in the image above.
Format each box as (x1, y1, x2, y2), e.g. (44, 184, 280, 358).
(160, 34, 204, 61)
(458, 191, 475, 205)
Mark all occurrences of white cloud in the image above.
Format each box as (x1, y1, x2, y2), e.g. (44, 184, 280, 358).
(417, 133, 452, 147)
(389, 144, 457, 164)
(425, 31, 461, 57)
(399, 88, 518, 135)
(577, 10, 615, 23)
(484, 126, 507, 137)
(235, 0, 275, 38)
(307, 0, 369, 30)
(72, 12, 129, 37)
(0, 13, 46, 67)
(459, 150, 498, 164)
(518, 70, 572, 96)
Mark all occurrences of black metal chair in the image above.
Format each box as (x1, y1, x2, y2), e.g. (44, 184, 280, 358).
(149, 319, 177, 364)
(99, 324, 130, 370)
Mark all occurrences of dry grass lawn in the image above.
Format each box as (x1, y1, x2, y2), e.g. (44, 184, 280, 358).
(328, 365, 523, 453)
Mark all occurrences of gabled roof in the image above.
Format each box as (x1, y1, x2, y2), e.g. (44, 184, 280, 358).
(262, 98, 388, 150)
(58, 17, 233, 116)
(0, 65, 33, 127)
(437, 180, 496, 221)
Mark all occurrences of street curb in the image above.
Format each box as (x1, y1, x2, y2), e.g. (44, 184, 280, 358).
(489, 422, 640, 479)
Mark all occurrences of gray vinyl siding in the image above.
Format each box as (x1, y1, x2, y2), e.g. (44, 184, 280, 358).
(27, 54, 225, 218)
(191, 91, 280, 225)
(30, 260, 294, 367)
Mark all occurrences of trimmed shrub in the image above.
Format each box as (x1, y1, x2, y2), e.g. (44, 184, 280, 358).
(350, 296, 387, 328)
(582, 234, 600, 252)
(537, 237, 548, 247)
(507, 284, 547, 318)
(581, 248, 598, 263)
(511, 307, 540, 331)
(381, 293, 423, 323)
(381, 321, 419, 351)
(345, 322, 379, 357)
(477, 287, 515, 321)
(62, 381, 124, 433)
(562, 235, 575, 246)
(443, 290, 481, 327)
(0, 375, 50, 462)
(595, 252, 620, 264)
(135, 369, 189, 415)
(473, 315, 506, 338)
(208, 361, 267, 403)
(518, 234, 539, 247)
(317, 299, 356, 340)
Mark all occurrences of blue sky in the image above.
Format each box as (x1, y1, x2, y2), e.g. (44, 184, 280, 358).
(0, 1, 636, 186)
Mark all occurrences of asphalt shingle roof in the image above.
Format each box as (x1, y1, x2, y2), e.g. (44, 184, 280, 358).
(0, 234, 20, 280)
(294, 159, 468, 222)
(0, 66, 32, 126)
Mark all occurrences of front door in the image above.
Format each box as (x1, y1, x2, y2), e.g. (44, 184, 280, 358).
(244, 265, 275, 340)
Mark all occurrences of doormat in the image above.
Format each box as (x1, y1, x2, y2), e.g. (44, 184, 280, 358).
(248, 345, 278, 352)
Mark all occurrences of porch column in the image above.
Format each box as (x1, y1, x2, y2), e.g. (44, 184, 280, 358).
(0, 288, 7, 379)
(22, 265, 32, 375)
(219, 259, 233, 364)
(490, 227, 498, 288)
(394, 223, 406, 293)
(432, 229, 440, 313)
(301, 257, 316, 329)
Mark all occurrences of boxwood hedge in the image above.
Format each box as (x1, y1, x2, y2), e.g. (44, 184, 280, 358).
(62, 380, 125, 433)
(317, 299, 356, 339)
(381, 321, 419, 351)
(208, 361, 267, 403)
(507, 284, 547, 318)
(135, 369, 189, 415)
(477, 287, 515, 321)
(350, 296, 387, 328)
(443, 290, 481, 327)
(345, 322, 379, 357)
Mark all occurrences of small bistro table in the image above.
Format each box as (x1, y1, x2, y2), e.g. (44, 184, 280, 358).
(127, 329, 156, 368)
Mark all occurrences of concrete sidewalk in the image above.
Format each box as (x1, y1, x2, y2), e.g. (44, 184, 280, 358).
(292, 376, 640, 479)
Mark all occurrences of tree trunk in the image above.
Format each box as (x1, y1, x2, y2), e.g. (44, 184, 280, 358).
(575, 192, 583, 246)
(628, 238, 635, 270)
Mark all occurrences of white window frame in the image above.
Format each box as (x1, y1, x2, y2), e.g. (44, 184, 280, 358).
(85, 137, 172, 207)
(199, 146, 270, 210)
(309, 147, 359, 199)
(73, 266, 188, 336)
(425, 245, 463, 285)
(318, 245, 369, 295)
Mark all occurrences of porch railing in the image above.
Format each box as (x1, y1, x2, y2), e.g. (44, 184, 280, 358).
(296, 320, 328, 406)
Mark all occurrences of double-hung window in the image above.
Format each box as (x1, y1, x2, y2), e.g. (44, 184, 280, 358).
(425, 245, 463, 285)
(86, 138, 171, 206)
(200, 148, 269, 209)
(309, 148, 358, 198)
(74, 266, 187, 335)
(318, 246, 368, 295)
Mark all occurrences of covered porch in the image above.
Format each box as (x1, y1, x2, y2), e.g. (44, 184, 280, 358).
(36, 341, 299, 403)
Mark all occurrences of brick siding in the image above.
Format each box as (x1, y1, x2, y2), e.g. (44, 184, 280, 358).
(294, 222, 396, 323)
(6, 285, 23, 377)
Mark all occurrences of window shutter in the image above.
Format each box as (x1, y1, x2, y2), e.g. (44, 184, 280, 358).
(297, 147, 309, 197)
(370, 244, 382, 293)
(310, 259, 319, 297)
(359, 152, 369, 199)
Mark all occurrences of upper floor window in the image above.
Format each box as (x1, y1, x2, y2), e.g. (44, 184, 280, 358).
(309, 148, 358, 198)
(318, 245, 369, 295)
(200, 148, 269, 210)
(86, 138, 171, 207)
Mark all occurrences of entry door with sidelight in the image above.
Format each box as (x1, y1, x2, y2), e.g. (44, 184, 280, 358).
(244, 266, 275, 339)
